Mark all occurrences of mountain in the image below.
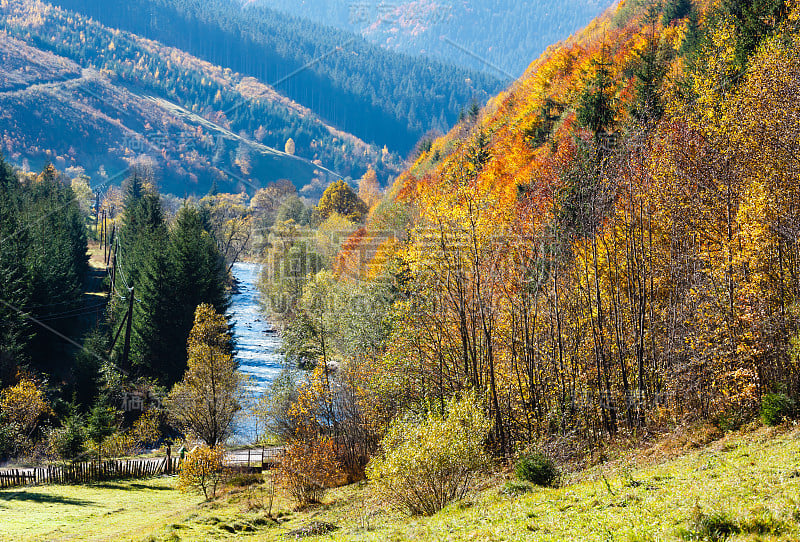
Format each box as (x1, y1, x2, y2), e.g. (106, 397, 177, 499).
(0, 0, 406, 196)
(43, 0, 504, 154)
(341, 0, 800, 444)
(250, 0, 614, 77)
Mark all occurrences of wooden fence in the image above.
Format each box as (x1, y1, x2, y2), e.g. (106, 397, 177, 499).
(0, 456, 181, 489)
(0, 447, 285, 489)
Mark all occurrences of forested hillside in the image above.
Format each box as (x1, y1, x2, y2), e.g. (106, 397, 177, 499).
(0, 0, 406, 195)
(254, 0, 613, 77)
(45, 0, 502, 154)
(0, 161, 88, 386)
(3, 0, 800, 537)
(264, 0, 800, 487)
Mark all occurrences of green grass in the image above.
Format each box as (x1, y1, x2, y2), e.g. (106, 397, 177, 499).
(2, 426, 799, 541)
(0, 477, 202, 542)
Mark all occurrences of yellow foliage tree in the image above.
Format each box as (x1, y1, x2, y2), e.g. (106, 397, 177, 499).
(358, 168, 381, 210)
(317, 180, 368, 223)
(167, 304, 242, 447)
(177, 444, 225, 499)
(0, 375, 51, 442)
(279, 437, 342, 507)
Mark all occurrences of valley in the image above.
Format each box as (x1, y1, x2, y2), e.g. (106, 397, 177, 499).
(1, 0, 799, 541)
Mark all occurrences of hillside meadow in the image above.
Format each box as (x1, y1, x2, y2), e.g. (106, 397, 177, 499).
(1, 424, 798, 541)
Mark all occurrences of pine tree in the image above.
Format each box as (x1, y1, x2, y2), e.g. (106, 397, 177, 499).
(129, 228, 173, 381)
(631, 13, 666, 125)
(0, 157, 30, 386)
(118, 175, 166, 286)
(113, 175, 168, 372)
(722, 0, 788, 71)
(577, 46, 616, 144)
(87, 398, 117, 461)
(159, 204, 230, 386)
(662, 0, 693, 25)
(21, 166, 88, 371)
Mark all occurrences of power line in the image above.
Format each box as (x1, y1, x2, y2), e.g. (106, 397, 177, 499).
(115, 244, 132, 291)
(35, 301, 110, 322)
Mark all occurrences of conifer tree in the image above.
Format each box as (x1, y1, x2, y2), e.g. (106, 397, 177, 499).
(722, 0, 788, 71)
(113, 175, 168, 374)
(577, 47, 616, 146)
(21, 165, 88, 370)
(158, 204, 230, 385)
(0, 158, 30, 385)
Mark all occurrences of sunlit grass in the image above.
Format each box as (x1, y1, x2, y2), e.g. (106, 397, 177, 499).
(0, 476, 201, 542)
(1, 426, 798, 541)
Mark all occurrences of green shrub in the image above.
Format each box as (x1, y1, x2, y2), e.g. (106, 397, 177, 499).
(739, 508, 787, 535)
(226, 472, 262, 487)
(760, 391, 795, 426)
(681, 509, 739, 541)
(47, 411, 87, 462)
(366, 392, 492, 516)
(501, 480, 535, 496)
(515, 451, 560, 487)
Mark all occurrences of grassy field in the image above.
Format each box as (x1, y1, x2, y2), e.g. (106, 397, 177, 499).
(0, 477, 201, 542)
(1, 425, 798, 541)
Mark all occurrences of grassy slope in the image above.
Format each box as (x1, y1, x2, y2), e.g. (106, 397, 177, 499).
(0, 477, 202, 542)
(2, 426, 798, 541)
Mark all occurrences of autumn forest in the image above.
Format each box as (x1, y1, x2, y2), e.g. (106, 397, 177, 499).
(2, 0, 800, 539)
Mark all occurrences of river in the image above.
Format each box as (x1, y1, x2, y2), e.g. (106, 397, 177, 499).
(229, 262, 284, 443)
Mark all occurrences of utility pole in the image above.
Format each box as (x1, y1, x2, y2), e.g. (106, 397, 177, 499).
(121, 286, 134, 373)
(106, 225, 116, 267)
(110, 251, 117, 298)
(95, 192, 100, 232)
(101, 210, 107, 264)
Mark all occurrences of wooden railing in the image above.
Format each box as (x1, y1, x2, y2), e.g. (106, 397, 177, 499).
(222, 447, 284, 470)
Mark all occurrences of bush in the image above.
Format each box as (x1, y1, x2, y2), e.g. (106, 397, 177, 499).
(279, 437, 343, 507)
(760, 391, 795, 426)
(366, 392, 492, 516)
(515, 451, 560, 487)
(681, 509, 739, 541)
(501, 480, 535, 496)
(102, 409, 162, 458)
(178, 445, 225, 500)
(0, 415, 20, 459)
(47, 411, 86, 462)
(226, 472, 262, 488)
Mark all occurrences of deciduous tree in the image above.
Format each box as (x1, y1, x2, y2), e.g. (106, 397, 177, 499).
(167, 304, 242, 447)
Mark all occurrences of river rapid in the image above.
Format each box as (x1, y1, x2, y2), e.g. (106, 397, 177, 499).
(228, 262, 283, 443)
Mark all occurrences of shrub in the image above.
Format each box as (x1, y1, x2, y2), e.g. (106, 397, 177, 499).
(0, 414, 20, 459)
(760, 391, 795, 426)
(102, 409, 162, 458)
(681, 509, 739, 541)
(366, 392, 492, 516)
(178, 445, 225, 500)
(279, 437, 343, 507)
(739, 508, 788, 535)
(226, 472, 262, 488)
(501, 480, 535, 496)
(0, 375, 51, 455)
(47, 411, 86, 462)
(515, 450, 560, 487)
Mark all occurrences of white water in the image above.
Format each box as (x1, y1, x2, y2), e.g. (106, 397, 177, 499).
(229, 262, 284, 443)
